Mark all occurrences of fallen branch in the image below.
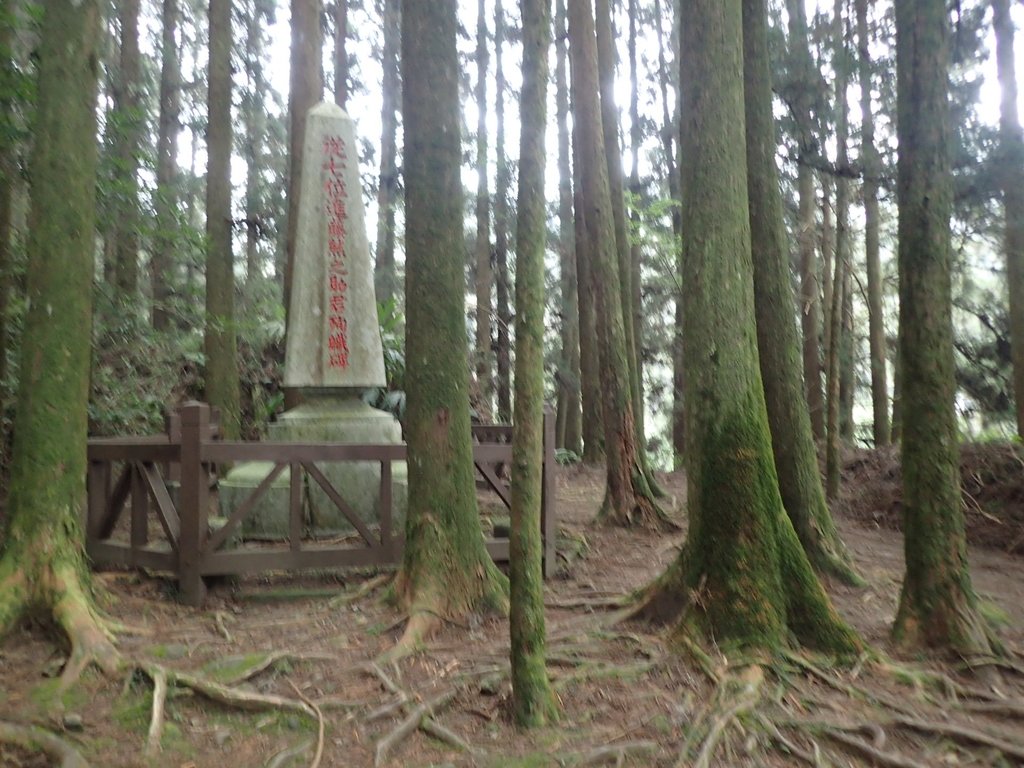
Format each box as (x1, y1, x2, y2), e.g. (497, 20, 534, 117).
(145, 667, 168, 758)
(374, 690, 456, 767)
(0, 719, 90, 768)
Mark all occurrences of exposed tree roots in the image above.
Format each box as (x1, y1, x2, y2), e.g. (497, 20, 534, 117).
(0, 720, 91, 768)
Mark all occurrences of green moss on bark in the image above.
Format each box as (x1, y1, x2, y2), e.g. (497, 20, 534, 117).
(631, 0, 858, 656)
(394, 0, 508, 650)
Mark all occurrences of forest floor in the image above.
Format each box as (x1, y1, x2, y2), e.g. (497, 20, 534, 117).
(3, 448, 1024, 767)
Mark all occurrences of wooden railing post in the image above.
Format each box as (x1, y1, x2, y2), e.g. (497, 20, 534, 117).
(541, 409, 557, 579)
(177, 402, 210, 606)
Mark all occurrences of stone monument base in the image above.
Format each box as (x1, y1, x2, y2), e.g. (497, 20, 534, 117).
(219, 395, 408, 539)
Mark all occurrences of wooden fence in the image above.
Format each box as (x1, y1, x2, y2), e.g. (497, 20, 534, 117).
(86, 402, 557, 606)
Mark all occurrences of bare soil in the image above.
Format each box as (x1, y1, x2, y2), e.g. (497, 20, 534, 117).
(2, 460, 1024, 767)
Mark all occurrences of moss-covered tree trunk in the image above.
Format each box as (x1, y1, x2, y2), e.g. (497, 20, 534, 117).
(0, 0, 120, 682)
(568, 0, 670, 531)
(474, 0, 493, 414)
(742, 0, 860, 585)
(786, 0, 825, 441)
(857, 0, 890, 446)
(509, 0, 558, 726)
(333, 0, 348, 108)
(892, 0, 991, 655)
(0, 11, 15, 384)
(632, 0, 858, 654)
(204, 0, 241, 440)
(825, 233, 844, 501)
(374, 0, 400, 305)
(395, 0, 508, 652)
(554, 0, 583, 457)
(993, 0, 1024, 440)
(151, 0, 180, 331)
(494, 0, 512, 424)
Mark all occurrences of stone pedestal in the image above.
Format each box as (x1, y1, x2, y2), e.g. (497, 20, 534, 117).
(219, 395, 408, 538)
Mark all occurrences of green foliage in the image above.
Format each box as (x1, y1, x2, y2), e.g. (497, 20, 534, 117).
(362, 297, 406, 420)
(554, 447, 580, 465)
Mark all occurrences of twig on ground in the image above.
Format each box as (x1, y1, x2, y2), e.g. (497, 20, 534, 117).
(287, 680, 325, 768)
(145, 667, 168, 758)
(0, 719, 91, 768)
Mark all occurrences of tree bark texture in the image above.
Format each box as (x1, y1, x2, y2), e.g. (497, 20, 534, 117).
(634, 0, 857, 653)
(395, 0, 508, 650)
(568, 0, 668, 530)
(510, 0, 558, 726)
(0, 0, 120, 680)
(892, 0, 991, 655)
(204, 0, 242, 440)
(742, 0, 860, 585)
(786, 0, 826, 440)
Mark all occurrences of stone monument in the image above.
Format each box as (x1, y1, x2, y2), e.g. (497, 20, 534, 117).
(220, 101, 408, 537)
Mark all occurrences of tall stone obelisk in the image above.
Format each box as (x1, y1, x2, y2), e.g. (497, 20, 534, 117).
(220, 102, 407, 536)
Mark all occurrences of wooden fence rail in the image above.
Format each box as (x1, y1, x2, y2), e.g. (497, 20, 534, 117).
(85, 401, 557, 606)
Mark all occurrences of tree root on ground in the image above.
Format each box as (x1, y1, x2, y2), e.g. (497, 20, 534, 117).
(676, 665, 763, 768)
(556, 740, 658, 766)
(0, 719, 91, 768)
(286, 679, 325, 768)
(822, 727, 929, 768)
(891, 715, 1024, 761)
(362, 663, 475, 766)
(328, 572, 394, 608)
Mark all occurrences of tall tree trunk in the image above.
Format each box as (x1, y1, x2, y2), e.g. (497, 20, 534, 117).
(205, 0, 242, 440)
(243, 0, 266, 286)
(151, 0, 180, 331)
(0, 0, 121, 683)
(787, 0, 825, 440)
(0, 12, 15, 382)
(595, 0, 653, 490)
(993, 0, 1024, 440)
(555, 0, 582, 456)
(627, 0, 645, 439)
(334, 0, 348, 108)
(892, 0, 991, 656)
(510, 0, 558, 725)
(568, 0, 671, 531)
(374, 0, 401, 304)
(632, 0, 858, 654)
(825, 224, 844, 500)
(857, 0, 889, 445)
(394, 0, 508, 655)
(113, 0, 142, 299)
(821, 174, 835, 360)
(743, 0, 860, 584)
(284, 0, 323, 321)
(474, 0, 493, 414)
(495, 0, 512, 423)
(832, 0, 855, 442)
(573, 136, 605, 463)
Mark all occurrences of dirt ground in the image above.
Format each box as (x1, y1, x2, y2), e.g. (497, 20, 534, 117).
(2, 461, 1024, 767)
